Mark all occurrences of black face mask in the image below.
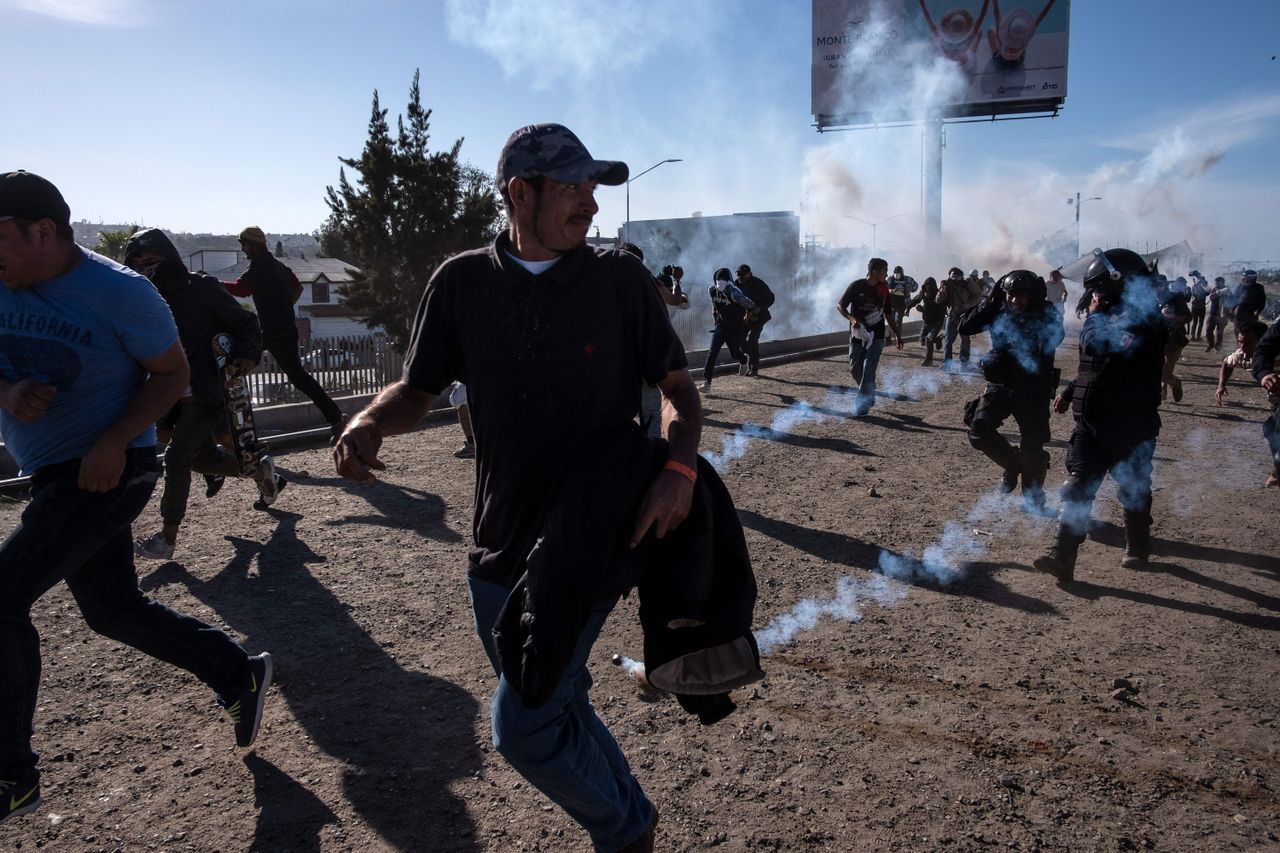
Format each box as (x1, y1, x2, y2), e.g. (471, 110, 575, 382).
(129, 256, 165, 281)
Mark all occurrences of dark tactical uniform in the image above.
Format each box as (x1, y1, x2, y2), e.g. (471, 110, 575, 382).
(1036, 249, 1168, 582)
(958, 271, 1064, 510)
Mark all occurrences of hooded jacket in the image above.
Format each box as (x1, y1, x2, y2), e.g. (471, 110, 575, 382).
(125, 229, 262, 404)
(493, 425, 764, 723)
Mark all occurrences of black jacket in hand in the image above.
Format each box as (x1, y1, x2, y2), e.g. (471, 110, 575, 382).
(493, 425, 764, 723)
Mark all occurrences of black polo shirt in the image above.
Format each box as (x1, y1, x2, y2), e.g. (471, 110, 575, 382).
(403, 233, 687, 587)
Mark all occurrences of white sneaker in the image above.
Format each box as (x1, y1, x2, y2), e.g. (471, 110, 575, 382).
(700, 380, 713, 396)
(135, 532, 175, 561)
(255, 456, 280, 507)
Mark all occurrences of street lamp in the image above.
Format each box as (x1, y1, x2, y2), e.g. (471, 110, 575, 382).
(1068, 193, 1102, 258)
(625, 158, 682, 244)
(844, 212, 907, 254)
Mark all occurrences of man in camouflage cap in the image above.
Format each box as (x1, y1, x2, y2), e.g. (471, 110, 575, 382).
(335, 123, 699, 851)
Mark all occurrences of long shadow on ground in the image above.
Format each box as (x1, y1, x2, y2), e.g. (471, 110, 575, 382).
(142, 510, 482, 851)
(702, 416, 877, 457)
(276, 468, 464, 542)
(737, 509, 1056, 615)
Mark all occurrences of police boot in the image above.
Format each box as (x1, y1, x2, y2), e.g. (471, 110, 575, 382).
(1121, 510, 1152, 568)
(1019, 449, 1051, 514)
(1034, 525, 1083, 583)
(970, 431, 1020, 494)
(922, 344, 934, 367)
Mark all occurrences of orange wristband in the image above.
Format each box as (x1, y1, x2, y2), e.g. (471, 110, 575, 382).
(664, 460, 697, 483)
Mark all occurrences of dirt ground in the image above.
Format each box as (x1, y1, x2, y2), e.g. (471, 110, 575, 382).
(1, 333, 1277, 852)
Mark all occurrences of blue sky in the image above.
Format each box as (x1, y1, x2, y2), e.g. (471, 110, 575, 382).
(2, 0, 1277, 267)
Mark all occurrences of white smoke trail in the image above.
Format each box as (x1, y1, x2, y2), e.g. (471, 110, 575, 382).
(756, 489, 1041, 655)
(755, 573, 907, 656)
(877, 489, 1028, 585)
(873, 360, 980, 400)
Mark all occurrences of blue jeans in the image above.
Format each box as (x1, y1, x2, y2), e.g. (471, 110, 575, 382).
(943, 312, 971, 363)
(0, 449, 249, 775)
(468, 574, 653, 852)
(703, 324, 746, 380)
(848, 334, 886, 414)
(1264, 406, 1280, 477)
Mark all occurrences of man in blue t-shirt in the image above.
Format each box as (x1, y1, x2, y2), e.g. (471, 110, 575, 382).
(0, 171, 272, 825)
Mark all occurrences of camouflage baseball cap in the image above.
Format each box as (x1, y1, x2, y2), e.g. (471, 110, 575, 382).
(496, 124, 628, 197)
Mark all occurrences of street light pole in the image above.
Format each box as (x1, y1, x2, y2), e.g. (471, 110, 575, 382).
(625, 158, 682, 244)
(844, 212, 907, 255)
(1069, 193, 1102, 258)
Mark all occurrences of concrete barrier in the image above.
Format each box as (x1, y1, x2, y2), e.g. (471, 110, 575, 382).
(0, 323, 918, 482)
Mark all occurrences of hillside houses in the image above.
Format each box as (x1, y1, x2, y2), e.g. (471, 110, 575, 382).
(189, 250, 376, 340)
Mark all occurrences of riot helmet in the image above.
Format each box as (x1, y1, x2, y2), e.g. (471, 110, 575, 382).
(1082, 247, 1149, 301)
(998, 269, 1047, 304)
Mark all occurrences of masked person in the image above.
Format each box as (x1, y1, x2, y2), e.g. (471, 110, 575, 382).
(1036, 249, 1168, 582)
(958, 270, 1064, 512)
(1188, 271, 1209, 341)
(0, 172, 272, 826)
(703, 267, 754, 395)
(837, 257, 904, 417)
(123, 229, 285, 560)
(1205, 276, 1230, 352)
(1234, 269, 1267, 333)
(937, 266, 985, 369)
(887, 265, 919, 332)
(906, 276, 947, 366)
(735, 264, 774, 377)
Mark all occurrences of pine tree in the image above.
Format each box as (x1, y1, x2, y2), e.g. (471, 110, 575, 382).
(321, 71, 502, 348)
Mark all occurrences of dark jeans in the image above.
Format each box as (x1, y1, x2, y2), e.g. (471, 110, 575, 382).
(1189, 304, 1205, 339)
(160, 398, 245, 524)
(1264, 406, 1280, 477)
(703, 324, 745, 380)
(943, 312, 970, 363)
(266, 336, 342, 425)
(847, 334, 886, 415)
(0, 449, 248, 775)
(889, 297, 907, 333)
(1205, 315, 1229, 350)
(742, 319, 766, 373)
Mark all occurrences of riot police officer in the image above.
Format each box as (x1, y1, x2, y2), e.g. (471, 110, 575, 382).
(1035, 249, 1168, 582)
(958, 270, 1064, 511)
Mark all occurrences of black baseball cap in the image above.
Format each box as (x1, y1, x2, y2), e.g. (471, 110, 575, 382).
(0, 171, 71, 229)
(495, 124, 628, 198)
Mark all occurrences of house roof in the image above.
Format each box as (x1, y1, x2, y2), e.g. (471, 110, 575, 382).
(213, 256, 361, 284)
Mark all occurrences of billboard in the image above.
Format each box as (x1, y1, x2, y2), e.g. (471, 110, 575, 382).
(813, 0, 1069, 127)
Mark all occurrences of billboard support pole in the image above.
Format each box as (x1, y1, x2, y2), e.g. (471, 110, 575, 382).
(923, 118, 943, 255)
